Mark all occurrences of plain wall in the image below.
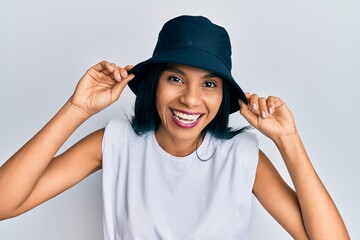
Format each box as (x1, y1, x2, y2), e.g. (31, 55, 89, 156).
(0, 0, 359, 239)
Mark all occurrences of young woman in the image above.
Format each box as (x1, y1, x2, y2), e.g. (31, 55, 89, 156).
(0, 15, 349, 239)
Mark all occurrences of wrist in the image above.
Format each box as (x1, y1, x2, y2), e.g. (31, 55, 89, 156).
(274, 132, 310, 169)
(62, 100, 91, 125)
(273, 131, 302, 152)
(65, 98, 92, 121)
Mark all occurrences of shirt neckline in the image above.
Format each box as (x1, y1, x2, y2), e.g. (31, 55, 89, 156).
(150, 131, 211, 163)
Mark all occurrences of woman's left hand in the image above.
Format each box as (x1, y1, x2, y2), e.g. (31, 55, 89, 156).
(239, 93, 298, 143)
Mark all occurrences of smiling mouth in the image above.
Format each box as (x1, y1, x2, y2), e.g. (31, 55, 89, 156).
(171, 109, 203, 125)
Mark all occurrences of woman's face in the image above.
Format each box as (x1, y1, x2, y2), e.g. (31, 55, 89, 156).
(155, 64, 223, 149)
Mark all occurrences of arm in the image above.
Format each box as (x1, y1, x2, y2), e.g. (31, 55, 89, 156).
(253, 150, 309, 239)
(0, 61, 134, 219)
(240, 93, 350, 239)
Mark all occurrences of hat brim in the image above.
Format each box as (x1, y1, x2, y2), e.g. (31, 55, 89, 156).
(128, 48, 247, 114)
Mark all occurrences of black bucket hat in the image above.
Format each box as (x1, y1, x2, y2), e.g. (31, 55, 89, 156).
(128, 15, 247, 114)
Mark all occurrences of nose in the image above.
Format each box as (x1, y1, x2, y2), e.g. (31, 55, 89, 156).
(179, 85, 202, 108)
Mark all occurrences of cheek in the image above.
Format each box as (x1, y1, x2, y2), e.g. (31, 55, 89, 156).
(156, 85, 173, 114)
(156, 80, 165, 110)
(155, 93, 164, 115)
(208, 93, 223, 113)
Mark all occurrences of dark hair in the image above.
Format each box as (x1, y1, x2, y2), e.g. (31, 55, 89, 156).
(131, 63, 249, 139)
(131, 64, 163, 135)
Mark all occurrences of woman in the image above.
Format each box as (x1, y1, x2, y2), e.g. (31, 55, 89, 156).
(0, 15, 349, 239)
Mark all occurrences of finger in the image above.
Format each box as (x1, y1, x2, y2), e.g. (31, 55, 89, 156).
(239, 99, 259, 128)
(91, 61, 107, 71)
(258, 97, 269, 119)
(86, 67, 115, 86)
(94, 61, 115, 76)
(245, 92, 251, 103)
(266, 96, 276, 114)
(93, 61, 115, 74)
(124, 65, 134, 71)
(108, 62, 121, 81)
(117, 65, 134, 82)
(119, 67, 129, 79)
(249, 93, 261, 117)
(110, 74, 135, 103)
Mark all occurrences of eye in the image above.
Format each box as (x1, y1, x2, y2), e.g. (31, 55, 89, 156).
(203, 81, 217, 88)
(168, 76, 184, 83)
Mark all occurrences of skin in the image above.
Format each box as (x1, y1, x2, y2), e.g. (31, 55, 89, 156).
(241, 95, 350, 239)
(155, 64, 223, 156)
(0, 61, 349, 239)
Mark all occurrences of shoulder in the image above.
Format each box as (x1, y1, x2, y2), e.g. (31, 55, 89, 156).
(103, 117, 134, 144)
(214, 131, 259, 150)
(105, 117, 131, 130)
(229, 132, 260, 175)
(206, 130, 259, 159)
(232, 131, 258, 144)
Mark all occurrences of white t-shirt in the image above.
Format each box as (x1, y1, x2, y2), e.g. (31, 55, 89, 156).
(102, 118, 259, 240)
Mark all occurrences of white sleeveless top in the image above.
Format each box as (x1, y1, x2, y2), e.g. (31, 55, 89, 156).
(102, 118, 259, 240)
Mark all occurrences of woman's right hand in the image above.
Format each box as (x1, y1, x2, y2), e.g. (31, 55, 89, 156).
(0, 61, 134, 219)
(69, 61, 134, 119)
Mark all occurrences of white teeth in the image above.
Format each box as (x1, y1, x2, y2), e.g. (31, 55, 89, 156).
(172, 110, 201, 124)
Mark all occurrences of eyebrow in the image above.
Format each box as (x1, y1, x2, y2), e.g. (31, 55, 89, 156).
(164, 66, 186, 75)
(163, 66, 221, 79)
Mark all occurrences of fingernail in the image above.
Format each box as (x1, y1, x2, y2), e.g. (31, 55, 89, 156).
(238, 99, 242, 106)
(261, 111, 266, 119)
(129, 74, 135, 81)
(252, 103, 258, 110)
(269, 107, 273, 114)
(117, 73, 121, 80)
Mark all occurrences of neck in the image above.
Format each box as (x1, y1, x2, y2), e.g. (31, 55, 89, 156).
(155, 127, 204, 157)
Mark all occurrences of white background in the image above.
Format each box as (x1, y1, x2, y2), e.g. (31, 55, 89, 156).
(0, 0, 359, 239)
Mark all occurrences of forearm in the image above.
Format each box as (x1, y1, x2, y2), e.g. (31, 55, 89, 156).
(0, 100, 88, 215)
(275, 133, 349, 239)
